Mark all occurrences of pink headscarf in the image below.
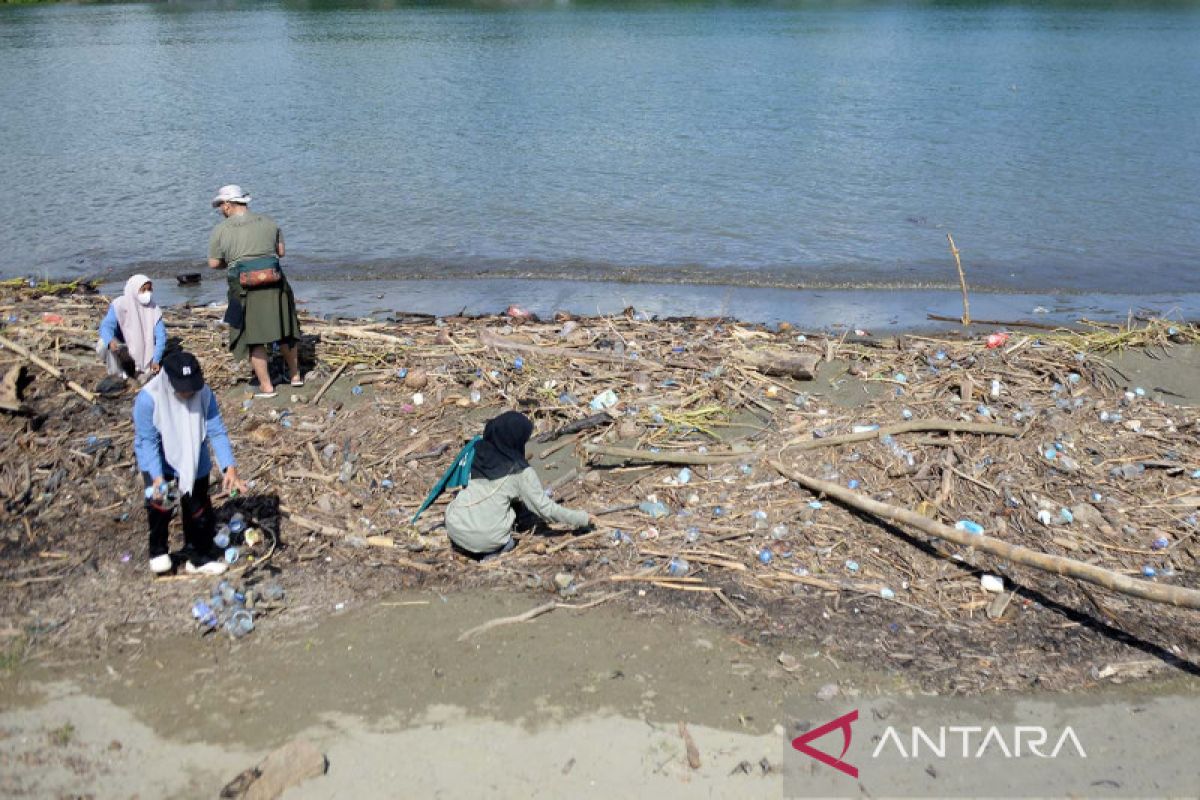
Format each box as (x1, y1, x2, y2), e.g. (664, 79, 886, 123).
(112, 274, 162, 372)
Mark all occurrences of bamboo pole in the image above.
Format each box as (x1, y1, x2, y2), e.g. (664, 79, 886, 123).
(786, 419, 1021, 451)
(769, 463, 1200, 610)
(0, 334, 95, 403)
(583, 443, 751, 465)
(947, 233, 970, 326)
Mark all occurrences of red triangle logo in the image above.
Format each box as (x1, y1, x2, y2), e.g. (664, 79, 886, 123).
(791, 709, 859, 779)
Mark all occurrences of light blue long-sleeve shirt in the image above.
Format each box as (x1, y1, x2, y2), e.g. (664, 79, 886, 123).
(133, 386, 236, 481)
(99, 304, 167, 364)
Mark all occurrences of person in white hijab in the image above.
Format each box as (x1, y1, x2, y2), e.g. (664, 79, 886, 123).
(133, 351, 246, 575)
(97, 274, 166, 382)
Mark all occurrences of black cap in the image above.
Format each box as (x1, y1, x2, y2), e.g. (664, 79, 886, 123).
(162, 351, 205, 393)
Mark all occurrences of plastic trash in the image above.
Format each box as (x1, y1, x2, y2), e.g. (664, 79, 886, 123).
(638, 500, 669, 519)
(985, 332, 1010, 349)
(224, 547, 240, 564)
(980, 574, 1005, 593)
(901, 408, 914, 420)
(807, 500, 823, 510)
(1037, 509, 1053, 526)
(351, 385, 364, 396)
(1151, 536, 1169, 550)
(684, 526, 701, 544)
(954, 520, 984, 535)
(395, 367, 408, 379)
(893, 373, 907, 384)
(667, 557, 690, 577)
(513, 357, 524, 370)
(589, 389, 619, 411)
(739, 464, 753, 476)
(1141, 565, 1157, 578)
(191, 600, 218, 628)
(771, 524, 789, 540)
(677, 468, 692, 485)
(381, 478, 394, 490)
(880, 587, 896, 600)
(228, 513, 246, 535)
(412, 392, 425, 406)
(712, 505, 724, 517)
(468, 388, 481, 404)
(844, 559, 860, 572)
(1059, 508, 1074, 524)
(225, 609, 254, 638)
(851, 423, 880, 434)
(214, 525, 232, 550)
(1110, 463, 1145, 480)
(757, 547, 774, 565)
(506, 305, 532, 319)
(338, 461, 356, 483)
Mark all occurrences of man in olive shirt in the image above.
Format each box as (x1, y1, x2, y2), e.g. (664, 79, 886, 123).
(208, 185, 302, 397)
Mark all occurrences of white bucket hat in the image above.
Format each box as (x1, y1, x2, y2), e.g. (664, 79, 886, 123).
(211, 184, 251, 207)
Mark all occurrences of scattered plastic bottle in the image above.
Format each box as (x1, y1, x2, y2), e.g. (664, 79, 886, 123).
(1110, 464, 1145, 480)
(901, 408, 914, 420)
(847, 479, 860, 490)
(667, 557, 690, 577)
(513, 357, 524, 371)
(739, 464, 753, 476)
(351, 385, 364, 396)
(191, 600, 218, 628)
(955, 520, 984, 535)
(807, 500, 823, 510)
(381, 478, 394, 490)
(1059, 508, 1074, 524)
(677, 468, 692, 485)
(228, 513, 246, 535)
(879, 587, 896, 600)
(770, 524, 789, 540)
(852, 423, 880, 434)
(757, 547, 774, 565)
(712, 506, 725, 517)
(339, 461, 356, 483)
(395, 367, 408, 379)
(470, 388, 482, 404)
(225, 609, 254, 638)
(893, 373, 907, 384)
(1037, 509, 1053, 526)
(684, 526, 701, 544)
(1141, 565, 1157, 578)
(1091, 491, 1103, 503)
(224, 547, 240, 565)
(845, 559, 860, 572)
(639, 501, 669, 519)
(214, 525, 232, 549)
(1151, 536, 1169, 550)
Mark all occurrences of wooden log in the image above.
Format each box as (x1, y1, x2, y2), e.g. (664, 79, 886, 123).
(769, 462, 1200, 610)
(533, 411, 613, 443)
(0, 334, 95, 403)
(583, 443, 751, 466)
(729, 349, 819, 380)
(479, 328, 664, 370)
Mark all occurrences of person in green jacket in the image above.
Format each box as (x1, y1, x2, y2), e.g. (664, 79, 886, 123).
(445, 411, 595, 559)
(207, 184, 303, 398)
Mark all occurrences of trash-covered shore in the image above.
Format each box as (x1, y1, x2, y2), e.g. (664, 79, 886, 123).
(1, 281, 1198, 695)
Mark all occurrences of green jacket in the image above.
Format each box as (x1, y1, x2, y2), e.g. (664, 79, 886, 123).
(445, 467, 589, 554)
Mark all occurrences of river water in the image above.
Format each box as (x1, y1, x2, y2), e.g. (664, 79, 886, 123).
(1, 1, 1198, 322)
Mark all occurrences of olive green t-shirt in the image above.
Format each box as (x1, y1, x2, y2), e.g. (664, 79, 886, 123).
(208, 210, 284, 267)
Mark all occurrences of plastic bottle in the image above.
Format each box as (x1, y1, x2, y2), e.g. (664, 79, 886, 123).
(228, 513, 246, 535)
(224, 547, 240, 565)
(469, 388, 482, 404)
(684, 526, 702, 544)
(191, 600, 218, 628)
(667, 557, 690, 577)
(757, 547, 773, 565)
(214, 525, 232, 550)
(224, 609, 254, 638)
(954, 520, 984, 535)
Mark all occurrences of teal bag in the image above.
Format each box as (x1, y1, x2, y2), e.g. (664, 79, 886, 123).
(411, 436, 481, 523)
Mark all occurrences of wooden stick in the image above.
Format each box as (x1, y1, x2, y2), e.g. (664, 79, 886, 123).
(311, 362, 348, 406)
(785, 420, 1020, 452)
(678, 722, 701, 770)
(947, 233, 970, 326)
(479, 328, 664, 370)
(457, 591, 624, 641)
(583, 443, 750, 466)
(0, 334, 95, 403)
(769, 462, 1200, 610)
(729, 349, 819, 380)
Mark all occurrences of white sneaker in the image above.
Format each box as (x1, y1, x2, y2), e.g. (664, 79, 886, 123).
(149, 554, 173, 574)
(185, 560, 227, 576)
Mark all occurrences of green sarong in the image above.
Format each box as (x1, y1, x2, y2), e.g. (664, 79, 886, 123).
(225, 257, 302, 360)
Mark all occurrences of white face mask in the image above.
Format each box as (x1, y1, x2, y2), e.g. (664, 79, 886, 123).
(137, 291, 153, 306)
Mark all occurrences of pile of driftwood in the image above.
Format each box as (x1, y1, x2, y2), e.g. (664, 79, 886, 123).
(2, 283, 1199, 692)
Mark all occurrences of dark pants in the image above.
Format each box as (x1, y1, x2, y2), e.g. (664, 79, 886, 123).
(143, 473, 216, 563)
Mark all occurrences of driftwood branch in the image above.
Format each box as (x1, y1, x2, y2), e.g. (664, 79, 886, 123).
(770, 463, 1200, 610)
(583, 443, 751, 466)
(310, 363, 348, 406)
(457, 591, 625, 641)
(0, 334, 95, 403)
(730, 349, 818, 380)
(533, 412, 612, 443)
(786, 419, 1021, 452)
(479, 328, 664, 370)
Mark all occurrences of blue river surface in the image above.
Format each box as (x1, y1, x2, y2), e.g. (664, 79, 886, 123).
(3, 1, 1199, 323)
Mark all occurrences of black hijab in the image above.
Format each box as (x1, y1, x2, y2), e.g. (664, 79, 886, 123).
(471, 411, 533, 480)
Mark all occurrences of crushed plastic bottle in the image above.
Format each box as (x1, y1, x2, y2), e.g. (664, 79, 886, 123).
(228, 513, 246, 535)
(1141, 565, 1157, 578)
(224, 547, 240, 564)
(852, 423, 880, 434)
(770, 524, 789, 540)
(214, 525, 232, 549)
(351, 385, 364, 396)
(470, 388, 482, 404)
(954, 520, 984, 535)
(879, 587, 896, 600)
(757, 547, 774, 565)
(191, 600, 218, 628)
(893, 373, 907, 384)
(807, 500, 823, 510)
(667, 557, 690, 577)
(513, 357, 524, 371)
(338, 461, 356, 483)
(589, 389, 619, 411)
(901, 408, 914, 420)
(1151, 536, 1169, 550)
(845, 559, 860, 572)
(224, 609, 254, 639)
(1059, 508, 1074, 524)
(638, 500, 669, 519)
(847, 479, 860, 489)
(684, 526, 702, 544)
(1037, 509, 1053, 526)
(677, 468, 692, 485)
